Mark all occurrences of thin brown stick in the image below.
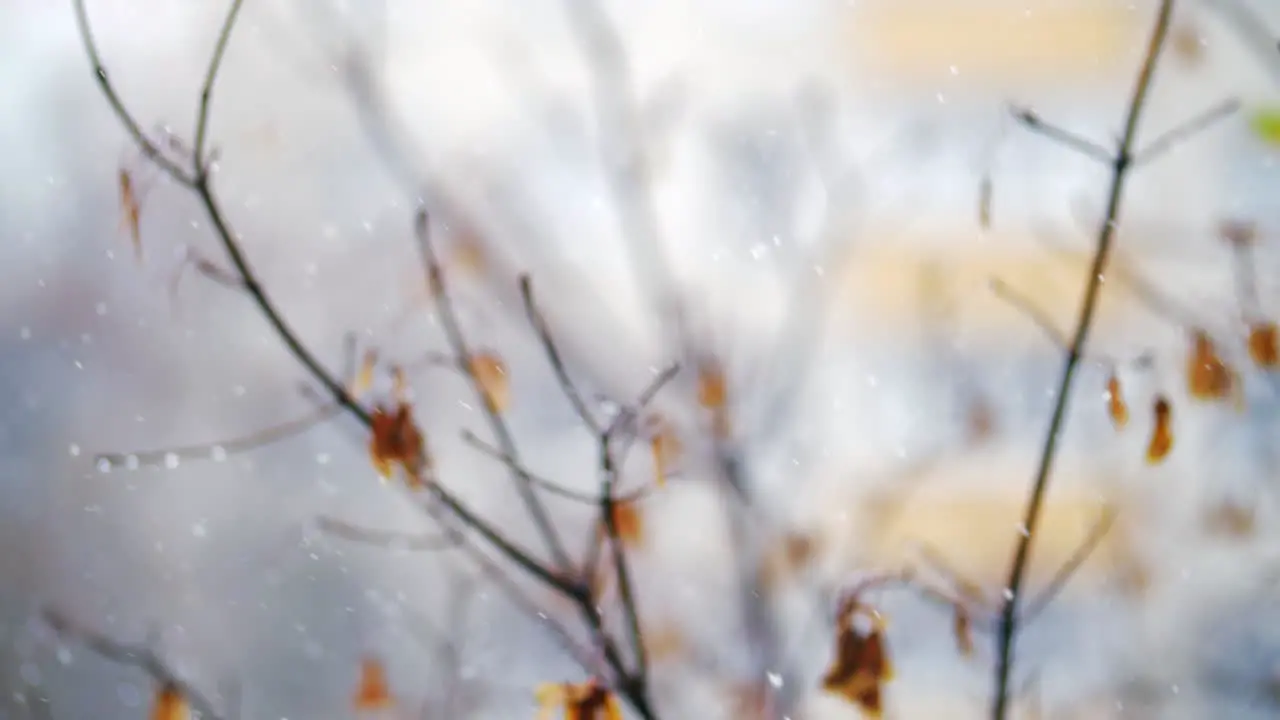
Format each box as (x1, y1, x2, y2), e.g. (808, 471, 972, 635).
(42, 608, 224, 720)
(992, 2, 1175, 717)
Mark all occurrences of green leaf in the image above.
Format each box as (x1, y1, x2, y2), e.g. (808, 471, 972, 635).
(1249, 106, 1280, 146)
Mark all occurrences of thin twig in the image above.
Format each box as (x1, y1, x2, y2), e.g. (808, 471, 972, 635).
(314, 515, 460, 551)
(461, 431, 656, 505)
(42, 608, 224, 720)
(1020, 507, 1119, 622)
(521, 275, 601, 433)
(1009, 107, 1113, 164)
(94, 405, 340, 471)
(1133, 97, 1240, 165)
(414, 210, 574, 573)
(992, 2, 1175, 717)
(599, 437, 649, 684)
(989, 278, 1070, 350)
(71, 1, 195, 187)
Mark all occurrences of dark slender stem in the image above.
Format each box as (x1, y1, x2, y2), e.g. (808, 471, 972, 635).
(991, 2, 1174, 717)
(191, 0, 244, 171)
(70, 1, 195, 187)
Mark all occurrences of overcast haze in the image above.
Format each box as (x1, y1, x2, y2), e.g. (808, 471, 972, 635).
(8, 0, 1280, 718)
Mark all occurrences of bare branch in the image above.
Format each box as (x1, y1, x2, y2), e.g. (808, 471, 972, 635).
(461, 431, 656, 505)
(414, 209, 574, 573)
(993, 2, 1176, 716)
(42, 608, 224, 720)
(1020, 507, 1119, 622)
(989, 278, 1070, 350)
(94, 405, 340, 471)
(1134, 97, 1240, 165)
(521, 275, 601, 433)
(315, 516, 459, 551)
(1009, 106, 1113, 164)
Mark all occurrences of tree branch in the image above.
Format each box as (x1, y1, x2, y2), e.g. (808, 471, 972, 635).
(42, 608, 224, 720)
(991, 1, 1175, 717)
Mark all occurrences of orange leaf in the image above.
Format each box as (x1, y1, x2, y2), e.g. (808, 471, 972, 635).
(1249, 322, 1279, 369)
(1146, 395, 1173, 464)
(537, 679, 622, 720)
(451, 232, 489, 279)
(469, 351, 510, 413)
(368, 403, 431, 489)
(353, 656, 395, 711)
(351, 349, 378, 396)
(606, 501, 643, 547)
(697, 361, 727, 410)
(151, 682, 189, 720)
(821, 599, 893, 718)
(952, 605, 974, 658)
(1186, 330, 1235, 401)
(1105, 371, 1128, 430)
(119, 169, 142, 263)
(649, 418, 681, 488)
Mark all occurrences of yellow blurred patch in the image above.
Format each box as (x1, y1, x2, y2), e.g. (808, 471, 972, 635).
(834, 233, 1148, 344)
(843, 0, 1143, 90)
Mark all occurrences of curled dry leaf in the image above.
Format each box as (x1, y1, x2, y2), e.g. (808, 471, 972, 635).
(1105, 371, 1129, 430)
(1186, 330, 1236, 402)
(1146, 395, 1174, 465)
(1249, 322, 1280, 369)
(151, 682, 189, 720)
(118, 169, 143, 262)
(353, 656, 395, 711)
(535, 678, 623, 720)
(469, 351, 510, 413)
(369, 402, 431, 490)
(821, 597, 893, 718)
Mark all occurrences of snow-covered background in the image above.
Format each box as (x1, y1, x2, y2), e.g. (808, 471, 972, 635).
(7, 0, 1280, 717)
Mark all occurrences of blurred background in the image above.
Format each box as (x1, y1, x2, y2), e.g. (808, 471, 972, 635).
(6, 0, 1280, 717)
